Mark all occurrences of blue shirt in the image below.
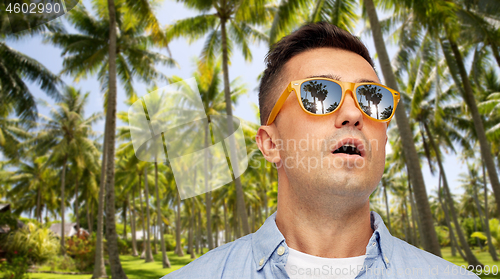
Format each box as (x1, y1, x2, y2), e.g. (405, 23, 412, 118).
(163, 211, 479, 278)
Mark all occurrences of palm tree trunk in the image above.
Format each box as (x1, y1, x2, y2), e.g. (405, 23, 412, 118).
(407, 175, 423, 247)
(37, 186, 42, 224)
(482, 162, 499, 261)
(471, 210, 481, 249)
(130, 190, 139, 256)
(403, 197, 413, 245)
(104, 0, 128, 277)
(235, 211, 241, 239)
(92, 137, 107, 279)
(258, 199, 262, 228)
(489, 41, 500, 68)
(153, 218, 157, 254)
(175, 195, 184, 256)
(75, 172, 80, 231)
(214, 211, 219, 248)
(408, 185, 420, 247)
(60, 156, 67, 256)
(402, 203, 408, 243)
(220, 18, 250, 235)
(250, 206, 255, 232)
(223, 198, 229, 244)
(407, 178, 418, 247)
(197, 208, 202, 254)
(143, 167, 154, 262)
(195, 205, 200, 254)
(155, 161, 170, 267)
(122, 200, 127, 240)
(438, 172, 464, 259)
(423, 122, 482, 266)
(471, 174, 483, 250)
(205, 123, 214, 250)
(189, 200, 196, 259)
(86, 199, 92, 235)
(138, 174, 146, 258)
(364, 0, 441, 256)
(383, 183, 392, 231)
(446, 33, 500, 219)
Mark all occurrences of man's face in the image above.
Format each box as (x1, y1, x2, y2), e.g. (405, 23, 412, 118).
(270, 47, 387, 201)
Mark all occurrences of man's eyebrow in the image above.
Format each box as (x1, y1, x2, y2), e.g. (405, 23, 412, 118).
(306, 74, 342, 80)
(306, 74, 378, 84)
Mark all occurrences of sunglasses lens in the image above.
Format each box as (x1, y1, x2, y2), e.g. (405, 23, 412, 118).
(300, 80, 342, 115)
(356, 85, 394, 120)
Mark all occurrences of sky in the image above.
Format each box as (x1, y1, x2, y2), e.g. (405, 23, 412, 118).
(4, 0, 478, 214)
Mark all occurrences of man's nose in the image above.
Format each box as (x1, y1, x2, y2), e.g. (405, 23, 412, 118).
(334, 90, 364, 129)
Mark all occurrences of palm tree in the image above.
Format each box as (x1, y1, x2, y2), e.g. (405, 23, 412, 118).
(459, 164, 485, 245)
(8, 155, 57, 224)
(363, 0, 442, 256)
(49, 1, 176, 276)
(0, 102, 31, 161)
(31, 86, 99, 255)
(117, 90, 173, 266)
(114, 152, 140, 257)
(169, 57, 246, 250)
(175, 194, 185, 257)
(378, 161, 399, 232)
(452, 1, 500, 68)
(154, 161, 171, 267)
(104, 0, 125, 274)
(167, 0, 269, 235)
(399, 0, 500, 221)
(477, 68, 500, 165)
(436, 172, 464, 259)
(143, 166, 154, 262)
(481, 161, 499, 261)
(0, 22, 62, 122)
(269, 0, 358, 44)
(393, 31, 484, 264)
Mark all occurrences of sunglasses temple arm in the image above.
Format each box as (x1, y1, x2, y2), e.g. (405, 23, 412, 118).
(266, 85, 294, 125)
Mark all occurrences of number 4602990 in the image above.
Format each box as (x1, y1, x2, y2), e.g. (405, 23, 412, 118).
(5, 2, 62, 14)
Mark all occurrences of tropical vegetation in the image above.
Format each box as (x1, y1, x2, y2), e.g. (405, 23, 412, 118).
(0, 0, 499, 278)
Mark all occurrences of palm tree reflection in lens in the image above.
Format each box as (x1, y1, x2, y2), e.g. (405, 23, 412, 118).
(300, 80, 394, 120)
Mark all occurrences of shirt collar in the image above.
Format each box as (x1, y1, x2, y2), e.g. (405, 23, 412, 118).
(369, 211, 394, 268)
(252, 212, 285, 271)
(251, 211, 394, 270)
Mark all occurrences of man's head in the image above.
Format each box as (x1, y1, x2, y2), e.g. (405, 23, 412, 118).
(256, 22, 389, 211)
(259, 22, 375, 125)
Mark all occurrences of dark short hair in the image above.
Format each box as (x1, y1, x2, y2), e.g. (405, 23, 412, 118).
(258, 22, 375, 125)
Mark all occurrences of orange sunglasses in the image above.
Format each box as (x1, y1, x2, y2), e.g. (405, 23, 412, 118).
(266, 77, 401, 125)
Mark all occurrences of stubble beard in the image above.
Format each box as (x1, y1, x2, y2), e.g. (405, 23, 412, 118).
(278, 130, 381, 214)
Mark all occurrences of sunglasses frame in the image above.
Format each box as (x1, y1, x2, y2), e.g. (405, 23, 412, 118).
(265, 77, 401, 126)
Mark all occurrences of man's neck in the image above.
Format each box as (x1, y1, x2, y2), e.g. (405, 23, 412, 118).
(275, 175, 374, 259)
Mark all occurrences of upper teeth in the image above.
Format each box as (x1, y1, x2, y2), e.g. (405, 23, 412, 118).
(343, 144, 356, 148)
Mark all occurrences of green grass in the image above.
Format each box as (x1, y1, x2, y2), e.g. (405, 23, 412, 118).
(441, 246, 500, 278)
(19, 247, 500, 279)
(29, 251, 199, 279)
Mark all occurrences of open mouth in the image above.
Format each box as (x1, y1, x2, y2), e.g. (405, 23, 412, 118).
(330, 138, 365, 157)
(332, 144, 362, 156)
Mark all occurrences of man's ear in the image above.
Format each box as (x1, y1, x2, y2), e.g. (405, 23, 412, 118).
(256, 125, 281, 164)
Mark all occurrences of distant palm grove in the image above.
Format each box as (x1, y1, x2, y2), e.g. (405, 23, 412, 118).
(0, 0, 499, 278)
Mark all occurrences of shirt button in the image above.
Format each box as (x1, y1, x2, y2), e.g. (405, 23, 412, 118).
(384, 256, 390, 264)
(277, 246, 285, 256)
(372, 242, 376, 246)
(259, 258, 264, 266)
